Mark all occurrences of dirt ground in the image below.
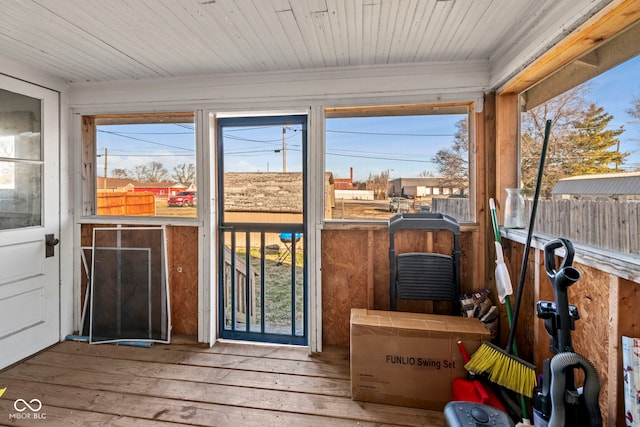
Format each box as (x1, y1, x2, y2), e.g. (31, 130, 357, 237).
(155, 198, 429, 220)
(155, 199, 197, 218)
(331, 198, 430, 220)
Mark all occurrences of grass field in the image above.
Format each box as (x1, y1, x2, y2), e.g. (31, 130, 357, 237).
(226, 247, 305, 335)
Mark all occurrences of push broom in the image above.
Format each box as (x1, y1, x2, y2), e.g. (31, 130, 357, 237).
(465, 119, 552, 399)
(491, 197, 530, 423)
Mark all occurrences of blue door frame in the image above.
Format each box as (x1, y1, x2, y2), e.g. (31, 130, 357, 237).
(217, 115, 308, 345)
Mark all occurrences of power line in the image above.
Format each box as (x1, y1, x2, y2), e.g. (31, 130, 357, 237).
(326, 151, 436, 164)
(105, 153, 195, 158)
(98, 129, 193, 151)
(327, 129, 454, 137)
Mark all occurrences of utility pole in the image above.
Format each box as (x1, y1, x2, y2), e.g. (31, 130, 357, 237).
(282, 126, 287, 173)
(103, 148, 108, 189)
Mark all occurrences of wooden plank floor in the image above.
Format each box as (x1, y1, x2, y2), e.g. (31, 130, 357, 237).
(0, 341, 444, 426)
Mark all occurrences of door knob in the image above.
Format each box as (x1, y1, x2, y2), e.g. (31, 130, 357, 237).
(45, 233, 59, 258)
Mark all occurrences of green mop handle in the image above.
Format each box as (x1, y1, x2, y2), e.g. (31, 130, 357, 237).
(491, 199, 527, 420)
(490, 201, 517, 355)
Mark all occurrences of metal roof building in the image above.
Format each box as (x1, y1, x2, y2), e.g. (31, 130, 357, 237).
(551, 172, 640, 200)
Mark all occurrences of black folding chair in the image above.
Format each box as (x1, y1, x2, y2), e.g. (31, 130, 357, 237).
(388, 212, 460, 314)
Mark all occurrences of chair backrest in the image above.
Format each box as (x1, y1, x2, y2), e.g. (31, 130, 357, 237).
(396, 252, 456, 301)
(388, 212, 460, 312)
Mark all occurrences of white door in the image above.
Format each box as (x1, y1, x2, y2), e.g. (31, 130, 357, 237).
(0, 76, 60, 369)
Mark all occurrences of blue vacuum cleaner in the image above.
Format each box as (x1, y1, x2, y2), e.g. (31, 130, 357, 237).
(533, 238, 602, 427)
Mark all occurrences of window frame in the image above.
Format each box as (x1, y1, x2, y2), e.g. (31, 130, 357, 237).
(322, 102, 478, 224)
(79, 112, 199, 224)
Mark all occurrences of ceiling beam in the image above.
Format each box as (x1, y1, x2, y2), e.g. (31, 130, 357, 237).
(523, 19, 640, 110)
(325, 103, 470, 118)
(499, 0, 640, 95)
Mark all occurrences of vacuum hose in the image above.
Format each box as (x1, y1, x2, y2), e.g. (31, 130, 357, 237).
(549, 352, 602, 427)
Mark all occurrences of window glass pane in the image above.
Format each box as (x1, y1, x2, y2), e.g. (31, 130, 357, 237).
(0, 89, 42, 230)
(0, 161, 42, 229)
(325, 111, 470, 222)
(95, 115, 196, 218)
(222, 123, 304, 224)
(520, 55, 640, 255)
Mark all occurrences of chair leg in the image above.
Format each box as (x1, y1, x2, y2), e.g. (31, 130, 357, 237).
(276, 242, 292, 265)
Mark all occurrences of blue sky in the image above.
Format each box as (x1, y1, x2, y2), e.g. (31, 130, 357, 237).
(325, 114, 464, 181)
(96, 54, 640, 182)
(96, 123, 195, 178)
(586, 54, 640, 170)
(222, 124, 304, 174)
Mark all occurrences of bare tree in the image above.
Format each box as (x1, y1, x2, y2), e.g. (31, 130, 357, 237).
(627, 95, 640, 171)
(173, 163, 196, 187)
(521, 86, 589, 196)
(111, 168, 129, 178)
(366, 170, 390, 200)
(133, 161, 170, 182)
(628, 95, 640, 121)
(431, 118, 469, 191)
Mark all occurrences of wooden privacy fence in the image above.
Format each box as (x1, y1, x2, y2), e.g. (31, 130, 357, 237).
(431, 198, 470, 222)
(97, 191, 156, 216)
(531, 200, 640, 255)
(432, 198, 640, 255)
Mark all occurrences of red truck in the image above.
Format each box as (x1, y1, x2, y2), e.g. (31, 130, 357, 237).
(167, 191, 197, 207)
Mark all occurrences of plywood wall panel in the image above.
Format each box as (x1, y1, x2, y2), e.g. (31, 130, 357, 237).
(322, 226, 476, 347)
(569, 263, 611, 423)
(371, 228, 390, 310)
(321, 229, 369, 347)
(166, 226, 199, 336)
(79, 224, 198, 338)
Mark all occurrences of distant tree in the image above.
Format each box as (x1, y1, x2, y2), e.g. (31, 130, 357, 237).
(521, 86, 589, 197)
(352, 180, 366, 190)
(111, 168, 130, 178)
(628, 95, 640, 121)
(628, 95, 640, 171)
(431, 118, 468, 191)
(173, 163, 196, 187)
(566, 103, 626, 175)
(366, 170, 389, 200)
(418, 170, 435, 177)
(522, 85, 626, 196)
(133, 161, 170, 182)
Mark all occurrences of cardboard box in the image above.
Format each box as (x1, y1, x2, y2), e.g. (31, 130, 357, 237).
(350, 308, 490, 410)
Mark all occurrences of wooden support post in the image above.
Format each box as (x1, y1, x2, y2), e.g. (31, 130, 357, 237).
(81, 116, 96, 216)
(367, 230, 374, 310)
(495, 93, 520, 219)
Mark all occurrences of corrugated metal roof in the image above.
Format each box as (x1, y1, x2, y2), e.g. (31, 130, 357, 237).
(551, 172, 640, 195)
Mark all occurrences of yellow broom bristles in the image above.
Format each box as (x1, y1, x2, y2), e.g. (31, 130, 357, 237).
(464, 341, 537, 398)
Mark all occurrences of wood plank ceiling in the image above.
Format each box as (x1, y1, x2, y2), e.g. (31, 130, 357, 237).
(0, 0, 614, 87)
